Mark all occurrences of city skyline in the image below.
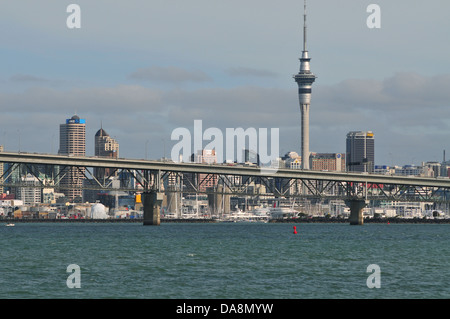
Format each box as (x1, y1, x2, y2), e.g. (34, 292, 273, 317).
(1, 1, 450, 166)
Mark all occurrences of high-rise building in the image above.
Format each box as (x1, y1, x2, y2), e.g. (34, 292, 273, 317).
(94, 127, 119, 180)
(294, 0, 316, 169)
(310, 153, 346, 172)
(346, 131, 375, 172)
(58, 115, 86, 201)
(195, 149, 218, 192)
(95, 127, 119, 158)
(243, 149, 260, 166)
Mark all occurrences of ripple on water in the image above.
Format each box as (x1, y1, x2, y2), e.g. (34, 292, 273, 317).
(0, 222, 449, 298)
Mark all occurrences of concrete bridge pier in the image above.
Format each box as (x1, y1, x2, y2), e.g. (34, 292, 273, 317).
(345, 199, 368, 225)
(142, 191, 163, 226)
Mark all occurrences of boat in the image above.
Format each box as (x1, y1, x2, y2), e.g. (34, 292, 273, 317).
(5, 223, 15, 227)
(221, 207, 270, 223)
(269, 207, 300, 219)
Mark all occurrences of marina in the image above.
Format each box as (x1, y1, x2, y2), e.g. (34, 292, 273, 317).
(1, 196, 449, 223)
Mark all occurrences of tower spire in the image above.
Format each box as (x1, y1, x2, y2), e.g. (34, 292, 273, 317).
(303, 0, 307, 52)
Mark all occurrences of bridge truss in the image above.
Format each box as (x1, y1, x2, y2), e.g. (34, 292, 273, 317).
(1, 153, 450, 205)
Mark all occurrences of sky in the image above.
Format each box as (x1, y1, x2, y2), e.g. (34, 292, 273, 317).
(0, 0, 449, 167)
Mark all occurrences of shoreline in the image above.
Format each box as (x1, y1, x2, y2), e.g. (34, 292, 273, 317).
(2, 217, 450, 224)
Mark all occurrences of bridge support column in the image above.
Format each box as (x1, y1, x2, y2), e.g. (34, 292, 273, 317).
(345, 199, 367, 225)
(142, 191, 163, 226)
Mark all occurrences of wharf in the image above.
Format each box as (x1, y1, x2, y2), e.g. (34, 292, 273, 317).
(269, 216, 450, 224)
(2, 217, 449, 224)
(0, 218, 217, 223)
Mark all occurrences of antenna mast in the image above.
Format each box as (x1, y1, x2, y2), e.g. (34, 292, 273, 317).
(303, 0, 307, 52)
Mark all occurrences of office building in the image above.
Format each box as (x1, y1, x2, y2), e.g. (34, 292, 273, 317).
(310, 153, 345, 171)
(95, 127, 119, 158)
(17, 174, 41, 205)
(94, 127, 119, 180)
(243, 149, 260, 166)
(346, 131, 375, 172)
(58, 115, 86, 201)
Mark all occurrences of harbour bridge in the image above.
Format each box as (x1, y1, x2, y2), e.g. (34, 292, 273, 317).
(1, 151, 450, 225)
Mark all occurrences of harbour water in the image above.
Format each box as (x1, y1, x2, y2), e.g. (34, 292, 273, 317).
(0, 222, 449, 299)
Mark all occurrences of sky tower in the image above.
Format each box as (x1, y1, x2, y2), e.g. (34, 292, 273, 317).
(294, 0, 316, 169)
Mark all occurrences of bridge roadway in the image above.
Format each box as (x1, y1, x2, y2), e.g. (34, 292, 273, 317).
(1, 151, 450, 225)
(0, 151, 449, 187)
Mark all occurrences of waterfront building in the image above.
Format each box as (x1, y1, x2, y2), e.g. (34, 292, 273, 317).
(374, 165, 393, 175)
(17, 174, 41, 205)
(374, 164, 435, 177)
(290, 159, 302, 170)
(346, 131, 375, 172)
(294, 0, 316, 169)
(394, 165, 434, 177)
(310, 153, 345, 172)
(440, 160, 450, 177)
(42, 187, 57, 204)
(282, 152, 302, 169)
(423, 161, 441, 177)
(58, 115, 86, 201)
(380, 201, 429, 218)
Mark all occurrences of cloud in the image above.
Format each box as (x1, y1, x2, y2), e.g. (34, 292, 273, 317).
(129, 66, 212, 84)
(9, 74, 49, 83)
(163, 86, 295, 128)
(310, 72, 450, 163)
(226, 67, 278, 78)
(0, 85, 164, 115)
(1, 72, 450, 165)
(382, 73, 450, 106)
(314, 72, 450, 118)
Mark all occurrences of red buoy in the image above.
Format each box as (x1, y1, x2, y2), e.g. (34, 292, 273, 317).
(293, 226, 297, 234)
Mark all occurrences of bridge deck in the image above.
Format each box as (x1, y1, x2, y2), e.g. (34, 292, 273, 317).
(0, 151, 449, 188)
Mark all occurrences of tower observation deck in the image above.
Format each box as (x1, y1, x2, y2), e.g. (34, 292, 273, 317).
(294, 0, 316, 169)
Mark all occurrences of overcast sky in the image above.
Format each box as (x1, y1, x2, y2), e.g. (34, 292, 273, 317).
(1, 0, 449, 166)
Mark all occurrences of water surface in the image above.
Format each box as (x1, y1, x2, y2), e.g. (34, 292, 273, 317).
(0, 222, 448, 299)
